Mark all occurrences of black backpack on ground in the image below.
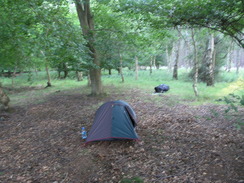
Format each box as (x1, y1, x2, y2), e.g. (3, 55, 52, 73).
(154, 84, 170, 93)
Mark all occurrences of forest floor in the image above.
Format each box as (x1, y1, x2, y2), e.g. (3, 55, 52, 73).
(0, 85, 244, 183)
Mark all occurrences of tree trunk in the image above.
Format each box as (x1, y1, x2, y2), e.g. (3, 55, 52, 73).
(166, 46, 170, 70)
(45, 63, 51, 87)
(184, 38, 191, 70)
(135, 56, 139, 80)
(117, 67, 120, 74)
(206, 34, 215, 86)
(0, 83, 10, 110)
(63, 63, 68, 79)
(191, 29, 199, 97)
(76, 71, 83, 81)
(108, 69, 112, 75)
(119, 52, 124, 83)
(173, 40, 180, 80)
(153, 55, 156, 69)
(58, 63, 62, 79)
(11, 66, 17, 88)
(7, 70, 11, 77)
(149, 56, 153, 75)
(213, 48, 216, 73)
(226, 40, 233, 72)
(173, 29, 181, 80)
(41, 50, 52, 87)
(87, 71, 91, 86)
(168, 43, 174, 71)
(75, 0, 102, 95)
(236, 49, 240, 74)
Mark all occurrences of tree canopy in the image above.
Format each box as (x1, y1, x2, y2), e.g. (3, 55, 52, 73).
(0, 0, 243, 94)
(114, 0, 244, 47)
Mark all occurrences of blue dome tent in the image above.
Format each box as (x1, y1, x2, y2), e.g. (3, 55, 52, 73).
(86, 100, 139, 143)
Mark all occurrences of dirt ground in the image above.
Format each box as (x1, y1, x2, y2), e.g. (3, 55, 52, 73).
(0, 86, 243, 183)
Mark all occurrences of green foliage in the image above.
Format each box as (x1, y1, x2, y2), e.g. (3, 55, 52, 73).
(217, 93, 243, 107)
(93, 0, 170, 71)
(0, 0, 89, 76)
(240, 95, 244, 106)
(0, 0, 35, 71)
(166, 0, 244, 47)
(217, 93, 244, 129)
(223, 93, 243, 111)
(119, 0, 243, 47)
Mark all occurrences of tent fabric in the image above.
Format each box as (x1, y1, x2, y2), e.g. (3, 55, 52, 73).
(154, 84, 170, 93)
(86, 100, 139, 143)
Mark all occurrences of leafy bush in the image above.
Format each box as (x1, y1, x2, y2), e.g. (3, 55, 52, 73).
(217, 93, 244, 130)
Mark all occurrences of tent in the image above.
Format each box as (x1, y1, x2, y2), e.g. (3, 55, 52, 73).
(86, 100, 139, 143)
(154, 84, 170, 93)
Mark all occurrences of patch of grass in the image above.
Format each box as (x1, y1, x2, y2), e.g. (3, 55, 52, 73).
(1, 68, 243, 106)
(102, 68, 243, 105)
(216, 69, 244, 83)
(1, 73, 89, 106)
(87, 101, 105, 112)
(120, 176, 144, 183)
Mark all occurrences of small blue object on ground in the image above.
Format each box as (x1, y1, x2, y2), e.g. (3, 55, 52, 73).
(81, 127, 87, 139)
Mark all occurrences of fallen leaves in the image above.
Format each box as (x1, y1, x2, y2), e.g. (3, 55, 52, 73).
(0, 87, 243, 182)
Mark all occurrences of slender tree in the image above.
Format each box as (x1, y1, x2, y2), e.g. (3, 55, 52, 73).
(149, 56, 153, 75)
(206, 33, 215, 86)
(135, 56, 139, 80)
(226, 40, 234, 72)
(76, 71, 83, 81)
(173, 29, 181, 80)
(191, 29, 199, 97)
(40, 51, 52, 87)
(236, 49, 241, 74)
(119, 51, 125, 83)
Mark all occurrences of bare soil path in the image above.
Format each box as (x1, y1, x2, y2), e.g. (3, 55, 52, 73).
(0, 86, 243, 183)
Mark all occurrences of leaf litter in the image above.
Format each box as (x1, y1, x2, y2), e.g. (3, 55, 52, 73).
(0, 86, 243, 183)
